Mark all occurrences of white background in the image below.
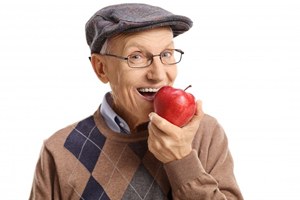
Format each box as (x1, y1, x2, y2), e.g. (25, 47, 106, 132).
(0, 0, 299, 199)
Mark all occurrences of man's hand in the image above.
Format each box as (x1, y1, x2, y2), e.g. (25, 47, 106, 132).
(148, 100, 204, 163)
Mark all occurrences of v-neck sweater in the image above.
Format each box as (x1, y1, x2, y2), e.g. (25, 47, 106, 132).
(30, 108, 243, 200)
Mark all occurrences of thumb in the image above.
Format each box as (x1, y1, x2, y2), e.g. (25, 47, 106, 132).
(149, 112, 170, 127)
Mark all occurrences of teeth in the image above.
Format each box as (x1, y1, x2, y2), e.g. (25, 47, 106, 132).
(138, 88, 159, 92)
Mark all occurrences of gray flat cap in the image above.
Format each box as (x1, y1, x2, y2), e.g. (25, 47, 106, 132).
(86, 3, 193, 54)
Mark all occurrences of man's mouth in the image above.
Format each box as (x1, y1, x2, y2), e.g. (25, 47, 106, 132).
(137, 88, 160, 100)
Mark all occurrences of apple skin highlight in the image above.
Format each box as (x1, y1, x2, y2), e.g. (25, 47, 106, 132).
(153, 86, 196, 127)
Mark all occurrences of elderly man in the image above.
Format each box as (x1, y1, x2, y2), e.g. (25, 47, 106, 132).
(30, 3, 243, 200)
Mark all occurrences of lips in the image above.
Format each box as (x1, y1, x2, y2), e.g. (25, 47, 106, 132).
(137, 87, 160, 101)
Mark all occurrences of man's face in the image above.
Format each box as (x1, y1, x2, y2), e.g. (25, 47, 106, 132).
(97, 27, 177, 130)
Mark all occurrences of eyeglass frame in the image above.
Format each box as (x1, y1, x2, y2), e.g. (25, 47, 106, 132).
(96, 49, 184, 68)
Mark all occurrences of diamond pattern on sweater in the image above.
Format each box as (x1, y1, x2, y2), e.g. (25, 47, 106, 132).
(64, 115, 167, 200)
(64, 116, 106, 172)
(128, 140, 148, 159)
(81, 176, 110, 200)
(121, 164, 164, 200)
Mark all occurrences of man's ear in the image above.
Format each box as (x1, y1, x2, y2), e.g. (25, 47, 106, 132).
(90, 54, 109, 83)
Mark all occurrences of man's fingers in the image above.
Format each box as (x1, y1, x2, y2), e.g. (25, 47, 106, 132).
(149, 112, 175, 129)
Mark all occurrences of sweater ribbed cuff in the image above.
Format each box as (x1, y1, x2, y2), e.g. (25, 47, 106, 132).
(163, 150, 205, 191)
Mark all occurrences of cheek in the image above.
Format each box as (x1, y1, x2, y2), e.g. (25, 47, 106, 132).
(109, 74, 129, 95)
(110, 70, 137, 101)
(106, 63, 129, 86)
(168, 67, 178, 83)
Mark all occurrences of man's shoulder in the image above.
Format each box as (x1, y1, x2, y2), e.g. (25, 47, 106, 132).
(198, 113, 226, 137)
(44, 115, 95, 148)
(200, 114, 220, 128)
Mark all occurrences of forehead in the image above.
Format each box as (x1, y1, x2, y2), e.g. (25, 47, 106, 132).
(109, 27, 174, 52)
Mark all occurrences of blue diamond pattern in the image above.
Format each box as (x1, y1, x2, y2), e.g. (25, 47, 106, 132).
(64, 116, 106, 172)
(81, 176, 110, 200)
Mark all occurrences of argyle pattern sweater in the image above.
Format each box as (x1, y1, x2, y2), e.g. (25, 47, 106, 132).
(30, 109, 243, 200)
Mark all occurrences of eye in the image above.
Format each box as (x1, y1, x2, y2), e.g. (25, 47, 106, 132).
(161, 50, 173, 58)
(128, 52, 145, 63)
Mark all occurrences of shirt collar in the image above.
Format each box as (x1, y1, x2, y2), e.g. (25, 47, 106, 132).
(100, 92, 130, 134)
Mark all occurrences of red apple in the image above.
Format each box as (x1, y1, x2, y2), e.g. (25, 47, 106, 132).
(153, 85, 196, 127)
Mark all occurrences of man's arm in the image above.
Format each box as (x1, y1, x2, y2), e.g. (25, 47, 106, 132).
(29, 143, 60, 200)
(164, 132, 243, 199)
(148, 101, 243, 199)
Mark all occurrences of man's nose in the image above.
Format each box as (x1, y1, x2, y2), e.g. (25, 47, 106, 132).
(146, 56, 166, 81)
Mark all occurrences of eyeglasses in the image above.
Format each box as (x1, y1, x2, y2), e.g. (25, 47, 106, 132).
(101, 49, 184, 68)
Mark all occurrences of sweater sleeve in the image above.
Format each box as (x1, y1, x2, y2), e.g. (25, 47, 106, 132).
(29, 143, 61, 200)
(164, 121, 243, 200)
